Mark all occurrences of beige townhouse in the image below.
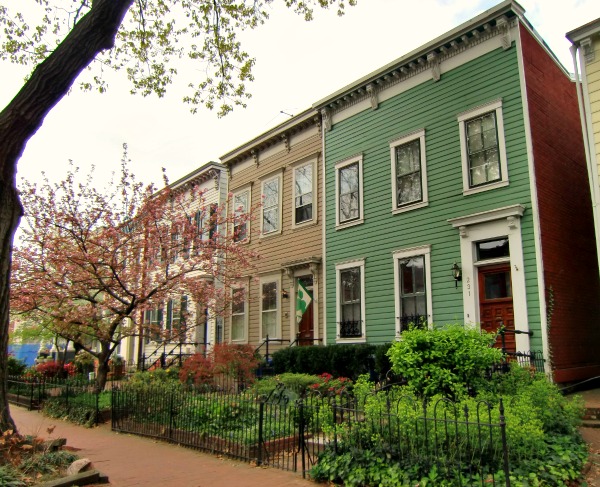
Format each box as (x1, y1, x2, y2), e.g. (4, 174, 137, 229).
(220, 109, 324, 358)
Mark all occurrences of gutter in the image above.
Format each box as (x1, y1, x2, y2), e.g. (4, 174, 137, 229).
(570, 44, 600, 275)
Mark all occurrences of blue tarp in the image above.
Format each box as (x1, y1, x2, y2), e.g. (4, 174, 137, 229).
(8, 343, 39, 367)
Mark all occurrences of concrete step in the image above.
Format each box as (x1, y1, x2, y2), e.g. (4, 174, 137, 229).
(584, 407, 600, 420)
(582, 419, 600, 429)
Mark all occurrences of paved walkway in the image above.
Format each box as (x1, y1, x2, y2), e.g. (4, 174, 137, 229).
(11, 405, 313, 487)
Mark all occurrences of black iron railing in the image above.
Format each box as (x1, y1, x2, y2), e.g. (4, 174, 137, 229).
(338, 320, 362, 338)
(110, 384, 511, 484)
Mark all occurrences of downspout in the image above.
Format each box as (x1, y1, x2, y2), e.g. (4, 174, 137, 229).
(570, 44, 600, 275)
(321, 120, 327, 346)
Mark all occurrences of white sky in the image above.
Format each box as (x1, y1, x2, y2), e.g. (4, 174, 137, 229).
(1, 0, 599, 191)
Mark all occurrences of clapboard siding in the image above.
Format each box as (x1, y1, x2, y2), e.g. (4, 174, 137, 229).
(324, 44, 540, 345)
(224, 123, 323, 353)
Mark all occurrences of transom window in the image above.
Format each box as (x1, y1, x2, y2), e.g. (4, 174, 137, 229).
(390, 129, 428, 212)
(262, 176, 280, 235)
(458, 99, 509, 195)
(294, 163, 313, 225)
(476, 237, 510, 261)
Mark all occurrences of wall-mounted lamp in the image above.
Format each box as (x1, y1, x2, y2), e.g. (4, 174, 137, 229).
(282, 289, 290, 299)
(451, 262, 462, 288)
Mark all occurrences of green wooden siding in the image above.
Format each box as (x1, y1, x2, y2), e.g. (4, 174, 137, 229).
(325, 46, 542, 348)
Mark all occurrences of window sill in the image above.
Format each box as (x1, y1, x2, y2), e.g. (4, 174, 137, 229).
(463, 180, 509, 196)
(392, 201, 428, 215)
(259, 230, 282, 240)
(335, 218, 364, 230)
(336, 337, 366, 344)
(291, 218, 318, 230)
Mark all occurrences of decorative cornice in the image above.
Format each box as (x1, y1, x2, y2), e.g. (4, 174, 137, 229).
(366, 83, 379, 110)
(581, 37, 595, 63)
(220, 108, 320, 166)
(315, 14, 518, 121)
(168, 162, 225, 195)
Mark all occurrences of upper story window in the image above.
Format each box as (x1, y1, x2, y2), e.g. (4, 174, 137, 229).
(390, 129, 428, 213)
(261, 173, 282, 236)
(335, 155, 364, 228)
(336, 259, 366, 342)
(232, 188, 250, 242)
(458, 99, 509, 195)
(293, 161, 315, 226)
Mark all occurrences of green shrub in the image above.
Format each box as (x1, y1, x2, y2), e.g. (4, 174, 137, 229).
(251, 373, 322, 396)
(387, 324, 503, 398)
(7, 356, 27, 377)
(0, 466, 25, 487)
(20, 451, 79, 475)
(271, 344, 388, 379)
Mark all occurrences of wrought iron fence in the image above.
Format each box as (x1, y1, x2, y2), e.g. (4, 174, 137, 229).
(111, 384, 511, 484)
(7, 376, 103, 424)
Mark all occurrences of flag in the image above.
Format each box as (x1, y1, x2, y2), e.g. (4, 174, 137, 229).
(296, 281, 312, 324)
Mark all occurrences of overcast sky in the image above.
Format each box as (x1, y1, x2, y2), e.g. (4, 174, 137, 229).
(2, 0, 598, 191)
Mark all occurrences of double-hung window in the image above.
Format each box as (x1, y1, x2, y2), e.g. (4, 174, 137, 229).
(293, 161, 315, 226)
(261, 173, 282, 236)
(393, 245, 432, 336)
(336, 260, 366, 341)
(335, 155, 364, 227)
(260, 276, 280, 339)
(390, 129, 428, 212)
(232, 188, 250, 242)
(231, 286, 247, 342)
(458, 99, 508, 195)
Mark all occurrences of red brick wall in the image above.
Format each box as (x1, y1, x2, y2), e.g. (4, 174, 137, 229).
(520, 24, 600, 383)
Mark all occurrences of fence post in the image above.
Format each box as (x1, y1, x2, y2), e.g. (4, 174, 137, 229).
(65, 380, 70, 412)
(298, 398, 306, 477)
(29, 381, 35, 411)
(168, 391, 175, 440)
(499, 398, 511, 487)
(95, 385, 100, 425)
(257, 400, 265, 466)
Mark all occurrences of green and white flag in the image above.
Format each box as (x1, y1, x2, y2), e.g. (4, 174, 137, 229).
(296, 282, 312, 324)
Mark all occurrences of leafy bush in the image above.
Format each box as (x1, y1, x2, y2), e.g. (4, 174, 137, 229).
(19, 451, 78, 475)
(271, 343, 388, 380)
(35, 361, 76, 379)
(179, 344, 261, 390)
(7, 356, 27, 377)
(0, 466, 25, 487)
(387, 324, 503, 398)
(251, 373, 322, 396)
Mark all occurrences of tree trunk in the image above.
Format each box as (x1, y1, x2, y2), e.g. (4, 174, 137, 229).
(0, 0, 134, 432)
(0, 186, 23, 431)
(96, 359, 110, 392)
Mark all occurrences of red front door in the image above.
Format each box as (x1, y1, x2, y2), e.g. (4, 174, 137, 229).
(478, 264, 515, 353)
(297, 276, 314, 346)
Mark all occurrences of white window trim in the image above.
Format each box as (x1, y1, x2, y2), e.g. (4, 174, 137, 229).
(259, 274, 281, 340)
(335, 259, 366, 343)
(231, 185, 252, 243)
(458, 99, 509, 196)
(260, 172, 283, 237)
(291, 158, 318, 228)
(230, 284, 248, 344)
(392, 245, 433, 337)
(335, 154, 364, 229)
(390, 129, 429, 214)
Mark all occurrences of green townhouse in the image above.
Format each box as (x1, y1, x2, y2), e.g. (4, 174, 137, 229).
(314, 0, 600, 384)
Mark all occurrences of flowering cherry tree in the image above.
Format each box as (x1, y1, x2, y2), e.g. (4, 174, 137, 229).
(11, 153, 258, 390)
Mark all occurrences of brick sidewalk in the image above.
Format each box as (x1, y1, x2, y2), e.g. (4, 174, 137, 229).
(10, 405, 313, 487)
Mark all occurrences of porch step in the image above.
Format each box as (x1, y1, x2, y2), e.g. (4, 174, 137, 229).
(582, 419, 600, 429)
(584, 407, 600, 421)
